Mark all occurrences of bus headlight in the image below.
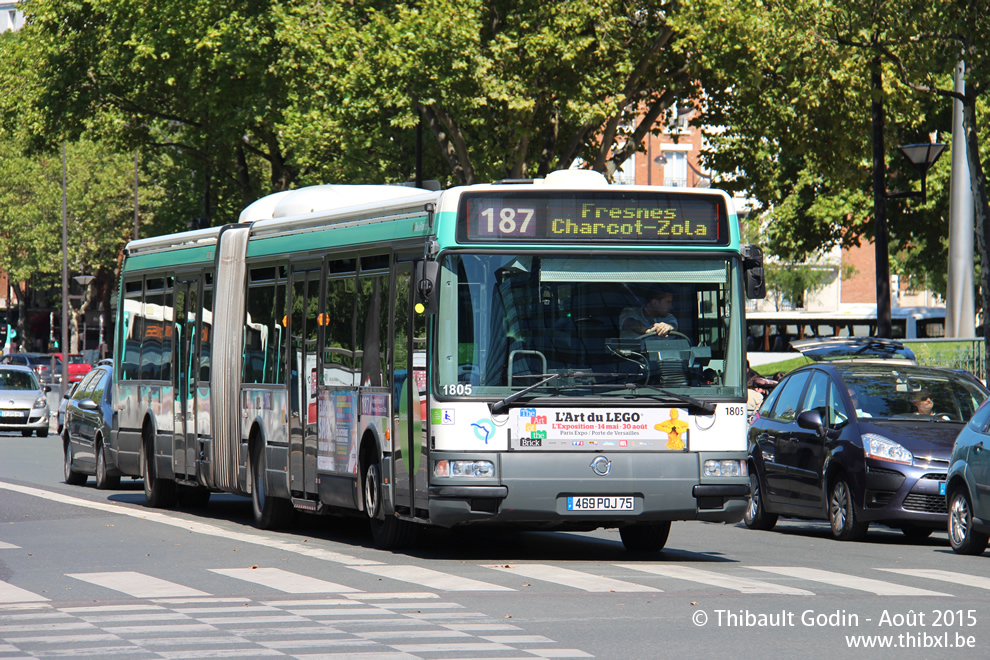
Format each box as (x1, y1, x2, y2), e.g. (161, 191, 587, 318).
(434, 460, 495, 478)
(703, 459, 748, 477)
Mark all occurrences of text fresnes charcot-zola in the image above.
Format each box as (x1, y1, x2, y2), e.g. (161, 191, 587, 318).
(550, 204, 709, 237)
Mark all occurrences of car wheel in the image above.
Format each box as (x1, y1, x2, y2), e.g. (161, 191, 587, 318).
(143, 429, 176, 508)
(37, 428, 49, 438)
(948, 488, 989, 556)
(95, 437, 121, 490)
(21, 429, 32, 437)
(250, 440, 294, 529)
(619, 522, 672, 552)
(364, 459, 416, 549)
(62, 434, 87, 486)
(829, 476, 868, 541)
(744, 470, 778, 531)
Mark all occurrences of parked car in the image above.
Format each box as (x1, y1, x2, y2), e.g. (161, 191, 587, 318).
(945, 399, 990, 555)
(0, 353, 63, 385)
(790, 336, 917, 364)
(62, 364, 119, 489)
(0, 365, 51, 437)
(51, 353, 93, 383)
(56, 381, 80, 434)
(745, 361, 989, 541)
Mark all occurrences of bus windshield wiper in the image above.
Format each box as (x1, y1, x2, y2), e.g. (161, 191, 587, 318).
(490, 373, 561, 414)
(637, 387, 716, 415)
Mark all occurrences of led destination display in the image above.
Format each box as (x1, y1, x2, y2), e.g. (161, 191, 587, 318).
(459, 191, 727, 245)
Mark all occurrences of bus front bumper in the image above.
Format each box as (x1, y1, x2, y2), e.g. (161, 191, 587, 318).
(427, 450, 749, 529)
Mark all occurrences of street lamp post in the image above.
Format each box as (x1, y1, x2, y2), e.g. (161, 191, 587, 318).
(60, 143, 69, 393)
(871, 72, 945, 338)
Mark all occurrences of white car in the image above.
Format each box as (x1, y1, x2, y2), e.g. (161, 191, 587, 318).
(0, 365, 51, 437)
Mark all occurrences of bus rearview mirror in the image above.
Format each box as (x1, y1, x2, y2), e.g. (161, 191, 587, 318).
(742, 244, 766, 300)
(414, 260, 440, 315)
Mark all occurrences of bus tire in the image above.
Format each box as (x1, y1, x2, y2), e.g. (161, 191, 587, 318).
(63, 432, 87, 486)
(250, 440, 294, 530)
(95, 436, 120, 490)
(363, 459, 416, 550)
(619, 521, 671, 553)
(143, 428, 176, 508)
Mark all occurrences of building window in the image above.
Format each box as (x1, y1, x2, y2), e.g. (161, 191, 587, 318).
(663, 152, 687, 187)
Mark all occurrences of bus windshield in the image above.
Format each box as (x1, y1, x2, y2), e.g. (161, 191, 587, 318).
(436, 253, 745, 399)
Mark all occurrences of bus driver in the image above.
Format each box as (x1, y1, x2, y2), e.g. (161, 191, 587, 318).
(621, 287, 679, 338)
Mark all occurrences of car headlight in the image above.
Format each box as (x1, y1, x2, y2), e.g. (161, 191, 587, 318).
(34, 395, 48, 409)
(862, 433, 913, 465)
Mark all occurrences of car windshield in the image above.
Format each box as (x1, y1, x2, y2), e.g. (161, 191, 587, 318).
(838, 365, 988, 422)
(0, 370, 40, 390)
(435, 253, 746, 399)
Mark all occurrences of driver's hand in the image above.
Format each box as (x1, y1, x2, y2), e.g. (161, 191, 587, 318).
(652, 322, 673, 337)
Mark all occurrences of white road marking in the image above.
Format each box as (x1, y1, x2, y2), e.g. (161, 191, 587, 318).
(749, 566, 951, 596)
(0, 581, 49, 604)
(67, 571, 210, 598)
(0, 542, 19, 550)
(618, 564, 814, 595)
(210, 567, 361, 593)
(0, 481, 382, 566)
(486, 563, 660, 593)
(877, 568, 990, 591)
(348, 565, 515, 592)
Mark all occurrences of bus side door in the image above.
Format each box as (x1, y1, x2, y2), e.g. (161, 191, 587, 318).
(393, 263, 430, 519)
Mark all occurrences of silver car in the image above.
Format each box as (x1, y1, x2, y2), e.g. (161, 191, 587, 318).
(0, 365, 51, 437)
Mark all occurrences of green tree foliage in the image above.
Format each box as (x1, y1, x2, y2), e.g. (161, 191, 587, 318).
(676, 0, 985, 303)
(276, 0, 695, 185)
(764, 263, 835, 311)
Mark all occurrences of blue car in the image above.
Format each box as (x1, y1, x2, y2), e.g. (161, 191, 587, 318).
(946, 400, 990, 555)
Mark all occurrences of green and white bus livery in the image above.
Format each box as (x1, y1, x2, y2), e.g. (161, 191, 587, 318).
(104, 169, 765, 552)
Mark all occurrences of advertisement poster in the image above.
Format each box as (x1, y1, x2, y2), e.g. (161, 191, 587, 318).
(317, 390, 357, 473)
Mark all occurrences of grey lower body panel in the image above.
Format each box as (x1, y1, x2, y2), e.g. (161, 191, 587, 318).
(428, 450, 748, 529)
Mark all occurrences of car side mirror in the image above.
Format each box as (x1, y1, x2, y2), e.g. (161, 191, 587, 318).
(797, 409, 826, 439)
(78, 399, 99, 411)
(44, 385, 52, 393)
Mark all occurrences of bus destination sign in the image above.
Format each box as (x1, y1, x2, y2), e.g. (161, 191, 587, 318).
(459, 191, 727, 245)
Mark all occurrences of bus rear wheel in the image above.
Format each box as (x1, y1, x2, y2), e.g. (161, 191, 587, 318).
(363, 460, 416, 550)
(619, 521, 671, 553)
(250, 441, 294, 530)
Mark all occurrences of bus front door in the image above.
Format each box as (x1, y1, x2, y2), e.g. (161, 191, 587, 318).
(393, 265, 430, 519)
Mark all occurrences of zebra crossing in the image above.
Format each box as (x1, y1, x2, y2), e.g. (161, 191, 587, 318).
(5, 535, 990, 658)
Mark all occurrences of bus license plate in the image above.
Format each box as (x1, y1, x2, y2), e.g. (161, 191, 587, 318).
(567, 496, 634, 511)
(0, 410, 24, 417)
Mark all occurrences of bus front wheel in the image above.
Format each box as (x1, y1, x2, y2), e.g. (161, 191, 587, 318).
(363, 459, 416, 550)
(619, 521, 671, 553)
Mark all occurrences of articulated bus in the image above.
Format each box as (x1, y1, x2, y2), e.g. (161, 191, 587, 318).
(747, 306, 947, 353)
(95, 169, 766, 551)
